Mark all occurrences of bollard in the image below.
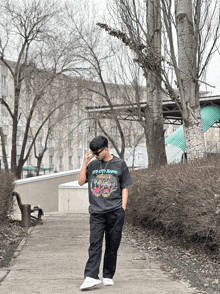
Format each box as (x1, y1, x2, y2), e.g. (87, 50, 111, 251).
(21, 204, 31, 227)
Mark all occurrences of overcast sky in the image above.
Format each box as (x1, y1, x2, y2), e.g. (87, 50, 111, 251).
(204, 53, 220, 96)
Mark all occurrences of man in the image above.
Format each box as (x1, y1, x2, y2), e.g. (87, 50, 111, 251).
(79, 135, 133, 291)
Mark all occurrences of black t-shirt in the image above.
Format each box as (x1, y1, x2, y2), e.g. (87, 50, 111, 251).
(86, 155, 133, 214)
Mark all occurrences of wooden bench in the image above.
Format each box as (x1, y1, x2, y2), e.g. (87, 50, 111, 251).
(13, 192, 44, 225)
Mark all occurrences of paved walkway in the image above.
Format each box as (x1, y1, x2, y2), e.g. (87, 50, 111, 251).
(0, 212, 196, 293)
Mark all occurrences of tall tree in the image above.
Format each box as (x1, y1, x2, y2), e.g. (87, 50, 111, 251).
(64, 1, 127, 159)
(98, 0, 167, 167)
(0, 0, 80, 178)
(160, 0, 220, 160)
(101, 0, 220, 161)
(145, 0, 167, 166)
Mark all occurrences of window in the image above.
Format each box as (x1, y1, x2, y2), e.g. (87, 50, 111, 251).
(69, 156, 72, 165)
(68, 139, 73, 148)
(1, 75, 7, 85)
(78, 156, 81, 168)
(124, 128, 129, 135)
(87, 93, 93, 100)
(59, 156, 64, 171)
(111, 127, 117, 135)
(38, 113, 44, 127)
(1, 115, 8, 125)
(49, 156, 54, 165)
(49, 138, 53, 147)
(27, 156, 32, 165)
(3, 135, 7, 145)
(138, 127, 144, 134)
(172, 125, 179, 132)
(17, 133, 22, 146)
(38, 137, 43, 147)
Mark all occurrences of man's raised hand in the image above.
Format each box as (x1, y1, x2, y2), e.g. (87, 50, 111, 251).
(85, 151, 95, 164)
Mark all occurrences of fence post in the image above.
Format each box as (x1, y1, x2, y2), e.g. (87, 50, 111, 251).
(21, 204, 31, 227)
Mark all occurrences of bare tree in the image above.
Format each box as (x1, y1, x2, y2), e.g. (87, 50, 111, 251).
(33, 126, 50, 176)
(64, 2, 128, 159)
(160, 0, 220, 160)
(0, 127, 9, 171)
(99, 0, 220, 162)
(96, 0, 167, 167)
(0, 0, 80, 178)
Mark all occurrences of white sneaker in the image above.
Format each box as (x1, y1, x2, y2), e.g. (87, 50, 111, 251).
(103, 278, 114, 286)
(80, 277, 102, 291)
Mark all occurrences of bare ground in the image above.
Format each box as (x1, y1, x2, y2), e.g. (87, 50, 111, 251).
(123, 222, 220, 294)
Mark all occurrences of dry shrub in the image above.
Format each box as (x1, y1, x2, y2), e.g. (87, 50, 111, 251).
(0, 172, 15, 222)
(127, 157, 220, 251)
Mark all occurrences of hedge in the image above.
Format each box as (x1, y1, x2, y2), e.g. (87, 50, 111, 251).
(127, 157, 220, 252)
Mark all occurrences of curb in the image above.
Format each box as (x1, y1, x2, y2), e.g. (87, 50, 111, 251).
(0, 270, 9, 283)
(0, 226, 35, 284)
(11, 226, 34, 261)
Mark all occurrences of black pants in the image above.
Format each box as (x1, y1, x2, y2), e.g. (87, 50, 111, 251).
(84, 207, 125, 279)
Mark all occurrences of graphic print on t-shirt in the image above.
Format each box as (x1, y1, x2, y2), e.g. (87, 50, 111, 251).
(90, 174, 118, 197)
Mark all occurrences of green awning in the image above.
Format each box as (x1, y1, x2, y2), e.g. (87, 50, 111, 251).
(165, 105, 220, 151)
(40, 167, 51, 170)
(22, 166, 51, 171)
(22, 166, 35, 171)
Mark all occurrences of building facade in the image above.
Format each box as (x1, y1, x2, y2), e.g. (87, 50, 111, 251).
(0, 60, 219, 177)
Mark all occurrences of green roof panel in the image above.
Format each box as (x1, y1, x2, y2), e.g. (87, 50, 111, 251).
(165, 106, 220, 151)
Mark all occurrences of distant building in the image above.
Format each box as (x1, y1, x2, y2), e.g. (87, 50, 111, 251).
(0, 60, 146, 175)
(0, 60, 219, 176)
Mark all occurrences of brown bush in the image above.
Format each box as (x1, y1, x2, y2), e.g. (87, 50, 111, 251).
(0, 172, 15, 222)
(127, 157, 220, 251)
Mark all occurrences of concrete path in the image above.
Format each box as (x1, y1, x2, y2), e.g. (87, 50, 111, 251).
(0, 212, 196, 294)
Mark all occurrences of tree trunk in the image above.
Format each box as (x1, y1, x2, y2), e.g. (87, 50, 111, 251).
(36, 157, 43, 176)
(132, 147, 135, 169)
(183, 105, 206, 160)
(176, 0, 206, 160)
(11, 116, 18, 175)
(0, 127, 9, 172)
(145, 109, 167, 167)
(11, 82, 21, 176)
(145, 0, 167, 167)
(144, 82, 167, 167)
(15, 163, 23, 179)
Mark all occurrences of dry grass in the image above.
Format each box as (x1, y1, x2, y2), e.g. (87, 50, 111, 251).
(0, 220, 26, 268)
(127, 157, 220, 257)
